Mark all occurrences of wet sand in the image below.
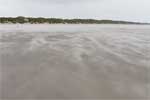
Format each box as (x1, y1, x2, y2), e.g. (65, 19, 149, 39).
(0, 24, 150, 99)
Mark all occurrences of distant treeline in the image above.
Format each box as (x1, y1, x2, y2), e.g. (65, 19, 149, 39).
(0, 16, 148, 24)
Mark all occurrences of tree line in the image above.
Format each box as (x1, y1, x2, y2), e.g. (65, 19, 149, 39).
(0, 16, 146, 24)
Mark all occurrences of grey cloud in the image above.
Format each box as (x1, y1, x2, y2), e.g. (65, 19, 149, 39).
(26, 0, 100, 3)
(13, 0, 100, 4)
(0, 0, 150, 22)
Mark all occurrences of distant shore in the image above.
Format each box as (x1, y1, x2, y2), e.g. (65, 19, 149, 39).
(0, 17, 149, 25)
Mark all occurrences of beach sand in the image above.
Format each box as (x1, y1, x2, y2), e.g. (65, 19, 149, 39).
(0, 24, 150, 99)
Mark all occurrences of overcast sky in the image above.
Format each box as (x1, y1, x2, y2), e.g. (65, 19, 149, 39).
(0, 0, 150, 22)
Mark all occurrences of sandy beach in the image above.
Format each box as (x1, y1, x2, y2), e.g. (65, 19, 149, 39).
(0, 24, 150, 99)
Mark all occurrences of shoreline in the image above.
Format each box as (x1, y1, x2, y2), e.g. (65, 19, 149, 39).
(0, 23, 149, 25)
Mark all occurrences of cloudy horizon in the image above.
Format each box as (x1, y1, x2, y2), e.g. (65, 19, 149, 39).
(0, 0, 150, 23)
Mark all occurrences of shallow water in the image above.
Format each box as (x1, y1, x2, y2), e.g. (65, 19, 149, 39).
(0, 24, 150, 99)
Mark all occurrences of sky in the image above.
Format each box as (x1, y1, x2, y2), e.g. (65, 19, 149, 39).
(0, 0, 150, 22)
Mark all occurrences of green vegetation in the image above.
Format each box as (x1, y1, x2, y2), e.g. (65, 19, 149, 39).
(0, 16, 148, 24)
